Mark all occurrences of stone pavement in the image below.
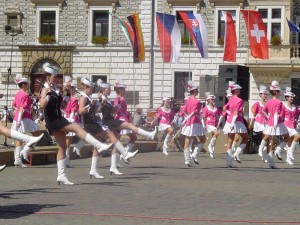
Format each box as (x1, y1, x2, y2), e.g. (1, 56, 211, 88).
(1, 151, 300, 225)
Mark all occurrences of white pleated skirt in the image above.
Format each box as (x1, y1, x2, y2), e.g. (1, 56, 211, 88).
(287, 127, 298, 137)
(158, 123, 171, 132)
(206, 125, 217, 133)
(66, 122, 83, 137)
(253, 122, 265, 133)
(223, 121, 248, 134)
(263, 123, 288, 136)
(181, 123, 206, 137)
(11, 118, 39, 133)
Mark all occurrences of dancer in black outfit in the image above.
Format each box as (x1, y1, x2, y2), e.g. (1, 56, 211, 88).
(39, 64, 112, 185)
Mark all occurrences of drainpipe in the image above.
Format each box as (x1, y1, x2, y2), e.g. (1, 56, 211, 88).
(149, 0, 155, 108)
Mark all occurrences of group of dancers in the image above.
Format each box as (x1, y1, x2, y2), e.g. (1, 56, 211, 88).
(0, 65, 299, 184)
(152, 80, 300, 169)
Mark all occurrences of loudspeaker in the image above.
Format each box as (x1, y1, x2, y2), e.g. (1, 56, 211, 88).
(36, 130, 54, 146)
(217, 65, 249, 105)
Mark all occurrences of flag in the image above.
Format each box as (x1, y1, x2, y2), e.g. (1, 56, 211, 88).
(127, 13, 145, 63)
(222, 11, 237, 62)
(110, 13, 135, 49)
(178, 11, 208, 58)
(286, 18, 300, 32)
(156, 12, 181, 63)
(241, 10, 269, 59)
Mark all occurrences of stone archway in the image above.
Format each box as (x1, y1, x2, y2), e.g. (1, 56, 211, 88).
(18, 45, 75, 96)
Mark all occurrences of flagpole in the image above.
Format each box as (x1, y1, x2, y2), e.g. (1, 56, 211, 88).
(188, 31, 191, 80)
(162, 13, 165, 98)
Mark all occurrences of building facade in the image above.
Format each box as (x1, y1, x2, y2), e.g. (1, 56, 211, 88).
(0, 0, 299, 115)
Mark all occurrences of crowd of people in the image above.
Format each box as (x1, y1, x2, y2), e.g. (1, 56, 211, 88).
(1, 64, 299, 184)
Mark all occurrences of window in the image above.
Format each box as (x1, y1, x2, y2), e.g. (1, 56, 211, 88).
(4, 4, 22, 29)
(258, 7, 284, 41)
(89, 7, 112, 44)
(36, 7, 59, 42)
(174, 71, 191, 100)
(40, 11, 56, 36)
(214, 8, 239, 46)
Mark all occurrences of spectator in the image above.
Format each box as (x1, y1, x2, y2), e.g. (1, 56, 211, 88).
(132, 106, 144, 127)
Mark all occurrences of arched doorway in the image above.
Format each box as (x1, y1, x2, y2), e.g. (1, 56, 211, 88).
(30, 59, 64, 96)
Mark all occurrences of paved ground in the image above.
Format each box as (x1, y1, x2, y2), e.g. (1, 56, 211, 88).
(1, 151, 300, 225)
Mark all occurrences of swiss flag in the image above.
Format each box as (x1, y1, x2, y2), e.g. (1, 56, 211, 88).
(241, 10, 269, 59)
(223, 11, 237, 62)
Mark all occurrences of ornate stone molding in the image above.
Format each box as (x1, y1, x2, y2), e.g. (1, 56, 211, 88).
(4, 4, 22, 28)
(209, 0, 245, 8)
(30, 0, 64, 11)
(83, 0, 117, 10)
(249, 66, 292, 83)
(18, 45, 75, 75)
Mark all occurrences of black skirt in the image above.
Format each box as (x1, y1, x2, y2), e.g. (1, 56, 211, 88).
(84, 123, 104, 135)
(105, 119, 124, 131)
(45, 116, 70, 135)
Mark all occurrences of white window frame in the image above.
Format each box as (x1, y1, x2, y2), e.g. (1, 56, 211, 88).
(214, 7, 240, 46)
(88, 6, 112, 45)
(36, 6, 59, 43)
(256, 6, 284, 41)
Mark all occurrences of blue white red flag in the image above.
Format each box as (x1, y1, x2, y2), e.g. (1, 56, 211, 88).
(178, 11, 208, 58)
(156, 12, 181, 63)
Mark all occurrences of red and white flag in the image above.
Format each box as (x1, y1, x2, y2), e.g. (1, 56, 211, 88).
(241, 10, 269, 59)
(222, 11, 237, 62)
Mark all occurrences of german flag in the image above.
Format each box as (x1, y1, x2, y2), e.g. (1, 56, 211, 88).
(127, 13, 145, 63)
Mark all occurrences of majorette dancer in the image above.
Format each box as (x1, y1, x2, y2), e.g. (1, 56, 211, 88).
(202, 92, 222, 159)
(64, 79, 81, 167)
(223, 81, 248, 167)
(11, 74, 42, 168)
(38, 64, 112, 185)
(281, 87, 300, 165)
(154, 97, 175, 155)
(98, 80, 157, 173)
(181, 81, 206, 167)
(249, 85, 268, 162)
(257, 80, 289, 169)
(78, 78, 138, 178)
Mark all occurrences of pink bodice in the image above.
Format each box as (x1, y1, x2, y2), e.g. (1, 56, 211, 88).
(13, 90, 32, 121)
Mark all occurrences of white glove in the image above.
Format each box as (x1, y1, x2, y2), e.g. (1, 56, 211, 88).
(68, 117, 75, 123)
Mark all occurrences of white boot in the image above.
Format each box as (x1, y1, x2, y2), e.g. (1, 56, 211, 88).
(233, 143, 246, 164)
(125, 143, 135, 152)
(258, 139, 267, 159)
(231, 140, 238, 153)
(191, 144, 202, 164)
(10, 130, 44, 161)
(0, 164, 6, 172)
(274, 141, 286, 161)
(85, 133, 113, 153)
(286, 154, 294, 166)
(116, 141, 138, 164)
(184, 149, 192, 167)
(14, 146, 27, 168)
(289, 141, 298, 161)
(66, 147, 73, 168)
(262, 146, 268, 163)
(267, 151, 276, 169)
(137, 127, 157, 140)
(89, 156, 104, 179)
(57, 159, 74, 185)
(110, 154, 123, 175)
(73, 140, 86, 158)
(226, 149, 235, 168)
(162, 134, 171, 155)
(208, 137, 216, 159)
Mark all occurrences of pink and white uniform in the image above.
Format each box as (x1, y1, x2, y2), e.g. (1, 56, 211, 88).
(65, 96, 80, 123)
(262, 98, 287, 135)
(223, 95, 247, 134)
(156, 107, 175, 131)
(12, 90, 39, 133)
(202, 105, 221, 133)
(252, 101, 266, 132)
(181, 96, 205, 136)
(281, 103, 300, 136)
(114, 96, 132, 134)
